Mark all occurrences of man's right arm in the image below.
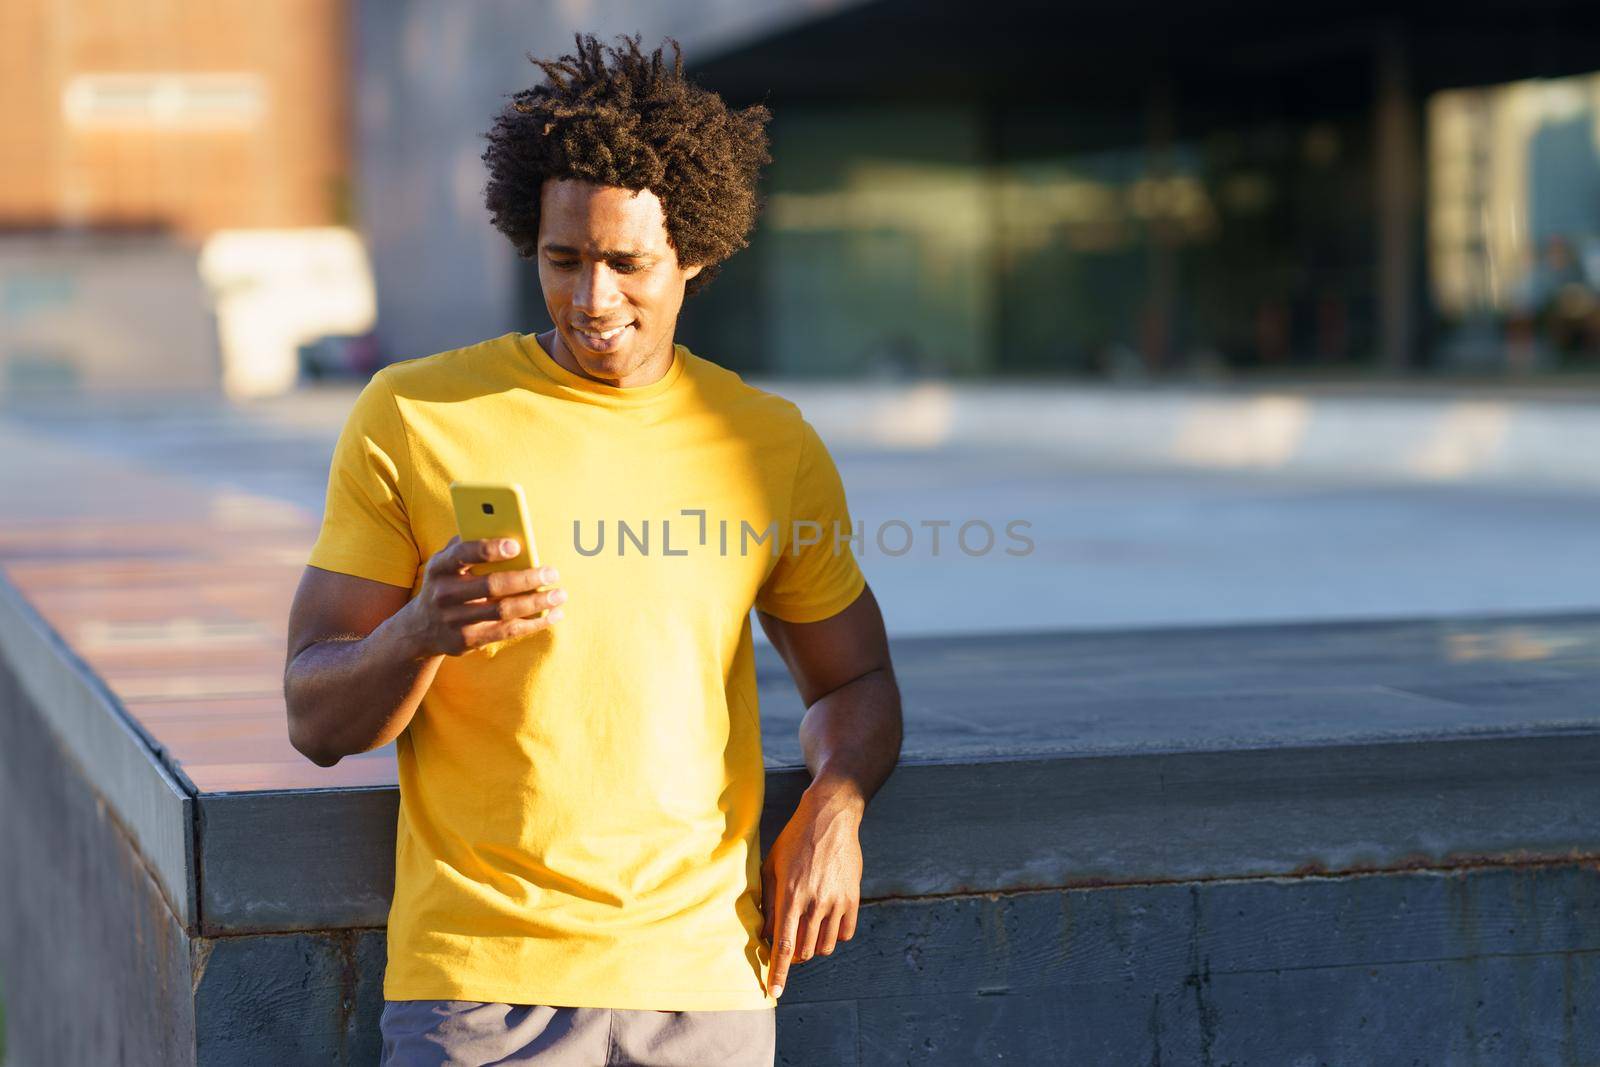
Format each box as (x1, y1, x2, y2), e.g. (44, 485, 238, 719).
(283, 565, 437, 767)
(283, 536, 565, 766)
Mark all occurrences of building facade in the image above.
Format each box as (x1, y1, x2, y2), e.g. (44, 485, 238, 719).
(352, 0, 1600, 381)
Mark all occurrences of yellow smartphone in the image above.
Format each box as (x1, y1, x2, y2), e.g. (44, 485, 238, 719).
(448, 481, 541, 577)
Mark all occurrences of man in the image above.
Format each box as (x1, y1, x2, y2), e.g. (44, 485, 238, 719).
(283, 32, 903, 1067)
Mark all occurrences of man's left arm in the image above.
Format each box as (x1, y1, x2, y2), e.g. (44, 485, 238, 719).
(756, 582, 902, 999)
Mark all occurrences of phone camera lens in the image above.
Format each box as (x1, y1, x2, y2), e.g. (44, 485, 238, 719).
(481, 503, 495, 515)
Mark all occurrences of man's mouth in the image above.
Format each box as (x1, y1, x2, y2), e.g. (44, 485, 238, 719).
(573, 322, 633, 351)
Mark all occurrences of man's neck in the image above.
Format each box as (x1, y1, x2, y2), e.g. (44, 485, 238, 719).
(537, 329, 674, 389)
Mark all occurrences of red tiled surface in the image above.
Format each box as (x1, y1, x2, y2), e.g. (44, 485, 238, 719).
(0, 458, 397, 794)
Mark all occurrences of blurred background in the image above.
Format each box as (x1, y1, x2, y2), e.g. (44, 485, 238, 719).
(5, 5, 1600, 1058)
(6, 0, 1600, 390)
(4, 0, 1600, 643)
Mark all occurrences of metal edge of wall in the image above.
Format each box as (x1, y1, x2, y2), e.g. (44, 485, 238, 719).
(0, 570, 198, 928)
(196, 784, 398, 935)
(853, 732, 1600, 899)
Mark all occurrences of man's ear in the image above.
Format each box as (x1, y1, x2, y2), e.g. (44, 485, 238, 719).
(683, 262, 704, 281)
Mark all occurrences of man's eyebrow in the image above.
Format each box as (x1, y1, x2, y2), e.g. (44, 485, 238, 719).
(541, 243, 652, 259)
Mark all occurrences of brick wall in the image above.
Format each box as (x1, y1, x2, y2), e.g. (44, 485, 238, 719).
(0, 0, 349, 240)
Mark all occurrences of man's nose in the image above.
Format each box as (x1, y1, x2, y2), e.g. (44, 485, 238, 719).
(572, 263, 623, 313)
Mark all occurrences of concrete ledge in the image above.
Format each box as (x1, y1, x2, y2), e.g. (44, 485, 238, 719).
(8, 557, 1600, 1060)
(193, 612, 1600, 933)
(0, 571, 195, 926)
(194, 729, 1600, 931)
(0, 647, 196, 1066)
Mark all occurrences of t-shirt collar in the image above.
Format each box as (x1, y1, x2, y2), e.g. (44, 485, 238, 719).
(515, 331, 685, 406)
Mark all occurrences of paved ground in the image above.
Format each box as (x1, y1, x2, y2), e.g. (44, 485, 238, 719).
(7, 384, 1600, 639)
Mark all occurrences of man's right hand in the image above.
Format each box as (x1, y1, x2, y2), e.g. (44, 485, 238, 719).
(398, 535, 566, 658)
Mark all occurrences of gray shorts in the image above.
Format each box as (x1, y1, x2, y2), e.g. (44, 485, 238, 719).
(379, 999, 776, 1066)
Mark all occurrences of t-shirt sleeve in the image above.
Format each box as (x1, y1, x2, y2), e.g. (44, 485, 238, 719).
(305, 371, 422, 589)
(755, 418, 867, 623)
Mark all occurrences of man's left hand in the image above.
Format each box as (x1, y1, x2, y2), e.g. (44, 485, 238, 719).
(760, 781, 864, 1000)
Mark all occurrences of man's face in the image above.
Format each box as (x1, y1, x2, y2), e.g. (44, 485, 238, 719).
(536, 178, 703, 387)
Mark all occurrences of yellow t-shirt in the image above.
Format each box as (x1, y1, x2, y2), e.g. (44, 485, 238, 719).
(306, 331, 865, 1011)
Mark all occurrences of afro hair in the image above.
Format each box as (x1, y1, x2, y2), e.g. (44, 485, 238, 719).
(481, 32, 773, 298)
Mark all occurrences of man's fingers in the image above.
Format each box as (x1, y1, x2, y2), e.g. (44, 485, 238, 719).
(449, 536, 520, 570)
(451, 586, 567, 624)
(460, 609, 562, 648)
(428, 535, 510, 575)
(761, 864, 776, 943)
(793, 902, 822, 964)
(425, 535, 462, 575)
(454, 565, 560, 603)
(767, 905, 798, 998)
(838, 903, 858, 943)
(814, 908, 843, 957)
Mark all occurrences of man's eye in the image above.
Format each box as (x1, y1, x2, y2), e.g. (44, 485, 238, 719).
(611, 262, 641, 274)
